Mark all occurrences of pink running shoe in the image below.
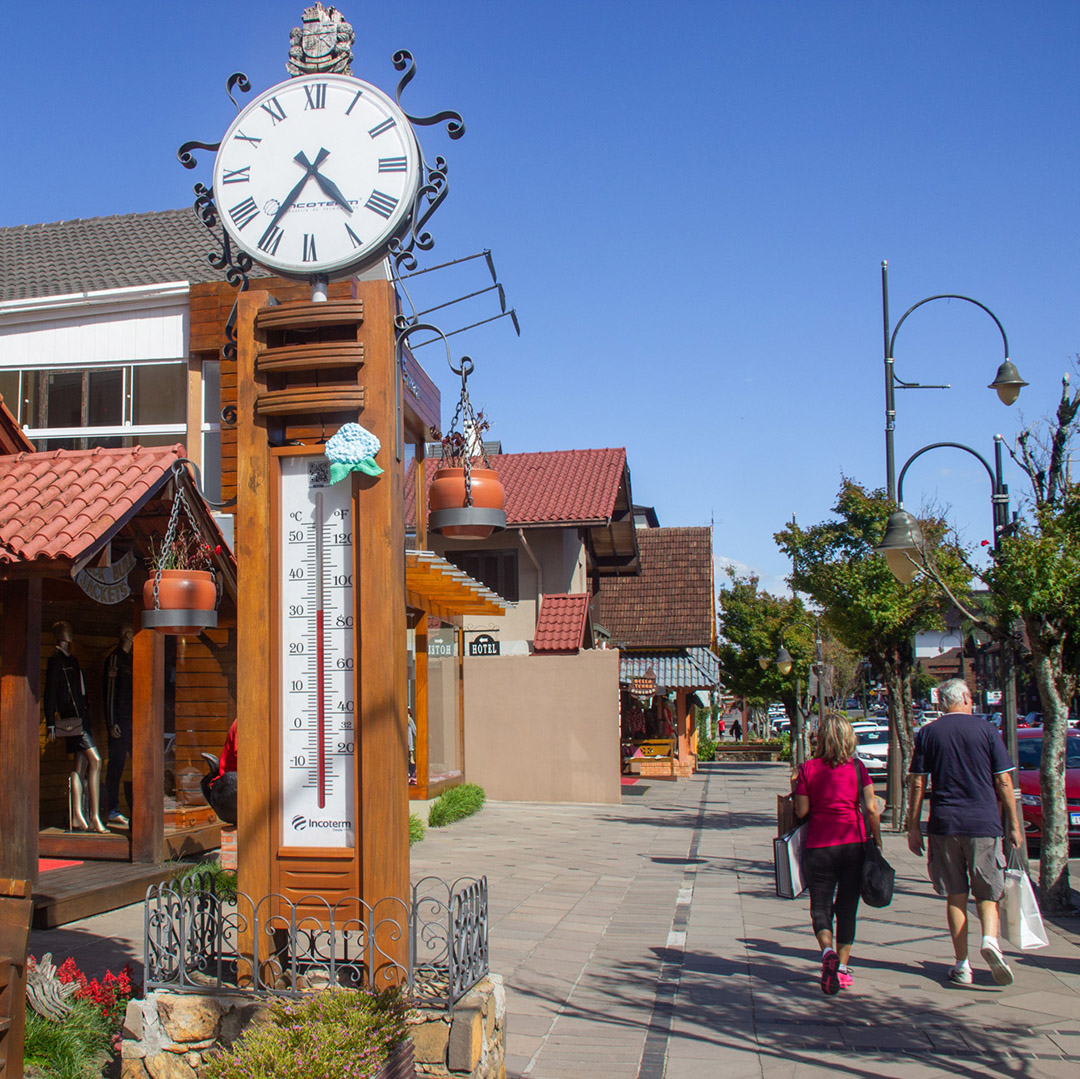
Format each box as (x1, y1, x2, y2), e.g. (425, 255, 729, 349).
(837, 969, 853, 990)
(821, 951, 840, 995)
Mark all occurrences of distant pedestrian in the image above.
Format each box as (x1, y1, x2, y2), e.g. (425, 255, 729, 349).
(718, 717, 725, 738)
(732, 719, 742, 742)
(792, 712, 882, 994)
(907, 678, 1022, 986)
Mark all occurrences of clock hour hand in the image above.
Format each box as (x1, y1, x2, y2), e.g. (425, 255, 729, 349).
(311, 169, 354, 215)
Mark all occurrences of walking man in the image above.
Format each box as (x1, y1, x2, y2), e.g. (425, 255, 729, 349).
(907, 678, 1023, 986)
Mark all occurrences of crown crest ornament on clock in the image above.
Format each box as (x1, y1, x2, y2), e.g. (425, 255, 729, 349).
(287, 3, 355, 76)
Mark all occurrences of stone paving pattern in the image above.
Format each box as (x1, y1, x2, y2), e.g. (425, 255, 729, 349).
(31, 760, 1080, 1078)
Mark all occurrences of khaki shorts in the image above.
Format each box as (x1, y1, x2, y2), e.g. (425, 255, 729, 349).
(926, 835, 1006, 901)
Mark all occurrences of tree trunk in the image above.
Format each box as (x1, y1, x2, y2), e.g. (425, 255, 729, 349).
(1030, 637, 1075, 912)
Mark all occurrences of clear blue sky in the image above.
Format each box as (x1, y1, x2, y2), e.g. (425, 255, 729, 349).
(4, 2, 1078, 593)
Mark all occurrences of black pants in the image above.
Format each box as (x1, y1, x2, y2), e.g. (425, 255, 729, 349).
(106, 733, 131, 814)
(802, 842, 864, 946)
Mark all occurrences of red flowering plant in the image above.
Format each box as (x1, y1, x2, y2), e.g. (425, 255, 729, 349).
(28, 954, 138, 1027)
(147, 523, 222, 574)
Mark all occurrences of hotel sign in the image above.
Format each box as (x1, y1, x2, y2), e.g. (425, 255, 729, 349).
(469, 633, 500, 657)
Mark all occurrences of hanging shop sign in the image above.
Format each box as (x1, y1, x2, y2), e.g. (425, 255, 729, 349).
(631, 673, 657, 698)
(469, 633, 500, 657)
(75, 549, 137, 605)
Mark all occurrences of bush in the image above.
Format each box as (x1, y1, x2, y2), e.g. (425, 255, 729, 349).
(696, 735, 717, 762)
(778, 733, 792, 762)
(200, 987, 408, 1079)
(409, 813, 426, 845)
(172, 860, 238, 901)
(24, 997, 112, 1079)
(428, 783, 485, 828)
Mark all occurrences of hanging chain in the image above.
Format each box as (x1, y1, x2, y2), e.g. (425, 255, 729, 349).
(445, 359, 491, 508)
(152, 464, 211, 610)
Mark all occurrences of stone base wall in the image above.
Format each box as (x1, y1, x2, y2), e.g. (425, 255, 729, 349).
(410, 975, 505, 1079)
(639, 759, 674, 777)
(120, 977, 505, 1079)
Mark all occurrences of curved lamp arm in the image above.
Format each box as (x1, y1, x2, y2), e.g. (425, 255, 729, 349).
(896, 441, 999, 505)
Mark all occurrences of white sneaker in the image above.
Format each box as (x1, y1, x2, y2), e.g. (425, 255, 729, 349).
(980, 941, 1013, 986)
(947, 963, 973, 985)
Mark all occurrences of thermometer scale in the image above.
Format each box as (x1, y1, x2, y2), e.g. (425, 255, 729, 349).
(278, 455, 356, 848)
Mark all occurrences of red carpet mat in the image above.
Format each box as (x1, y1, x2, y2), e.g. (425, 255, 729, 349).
(39, 858, 84, 872)
(621, 776, 639, 786)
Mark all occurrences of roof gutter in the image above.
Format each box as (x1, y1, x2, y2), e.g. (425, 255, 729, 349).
(517, 528, 543, 628)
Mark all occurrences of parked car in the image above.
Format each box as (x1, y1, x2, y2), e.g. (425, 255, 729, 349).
(1016, 727, 1080, 846)
(854, 728, 889, 780)
(918, 710, 942, 725)
(767, 703, 786, 718)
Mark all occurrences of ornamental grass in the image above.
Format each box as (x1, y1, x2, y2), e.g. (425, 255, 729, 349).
(427, 782, 486, 828)
(199, 987, 408, 1079)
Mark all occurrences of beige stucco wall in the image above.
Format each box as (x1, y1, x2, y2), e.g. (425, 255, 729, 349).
(463, 649, 622, 803)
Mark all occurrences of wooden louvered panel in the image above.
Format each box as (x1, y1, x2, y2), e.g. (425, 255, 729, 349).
(254, 387, 365, 416)
(256, 342, 365, 373)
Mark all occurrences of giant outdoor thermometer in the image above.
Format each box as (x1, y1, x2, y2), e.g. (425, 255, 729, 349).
(278, 454, 356, 848)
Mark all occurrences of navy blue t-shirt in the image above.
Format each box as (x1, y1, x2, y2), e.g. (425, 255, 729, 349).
(909, 712, 1014, 836)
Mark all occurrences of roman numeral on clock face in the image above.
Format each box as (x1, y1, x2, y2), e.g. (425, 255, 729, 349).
(368, 117, 396, 138)
(365, 190, 399, 219)
(303, 234, 318, 262)
(378, 157, 408, 173)
(228, 197, 259, 230)
(234, 130, 261, 147)
(304, 83, 327, 110)
(258, 223, 284, 255)
(261, 97, 287, 124)
(222, 166, 250, 184)
(345, 223, 363, 249)
(345, 89, 363, 116)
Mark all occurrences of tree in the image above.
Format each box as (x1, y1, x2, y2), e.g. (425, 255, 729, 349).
(716, 570, 816, 744)
(776, 480, 969, 822)
(987, 375, 1079, 910)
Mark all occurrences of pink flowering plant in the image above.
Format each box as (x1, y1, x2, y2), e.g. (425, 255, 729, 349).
(199, 986, 409, 1079)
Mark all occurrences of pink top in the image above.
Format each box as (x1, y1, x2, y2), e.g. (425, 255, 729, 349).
(793, 757, 870, 848)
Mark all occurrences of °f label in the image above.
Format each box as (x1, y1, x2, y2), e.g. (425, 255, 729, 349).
(279, 456, 356, 848)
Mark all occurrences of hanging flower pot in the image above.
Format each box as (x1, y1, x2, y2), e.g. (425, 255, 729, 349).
(427, 356, 507, 542)
(429, 465, 506, 540)
(141, 467, 221, 635)
(142, 570, 218, 635)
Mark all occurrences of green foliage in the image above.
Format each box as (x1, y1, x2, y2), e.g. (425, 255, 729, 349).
(200, 987, 408, 1079)
(409, 813, 426, 845)
(715, 570, 812, 712)
(172, 860, 238, 901)
(24, 998, 112, 1079)
(912, 670, 938, 703)
(777, 733, 792, 763)
(696, 735, 717, 762)
(428, 782, 486, 828)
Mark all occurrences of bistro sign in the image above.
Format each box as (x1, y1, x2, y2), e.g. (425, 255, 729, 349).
(469, 633, 500, 657)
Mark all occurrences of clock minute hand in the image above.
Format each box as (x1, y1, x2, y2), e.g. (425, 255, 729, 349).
(267, 149, 330, 231)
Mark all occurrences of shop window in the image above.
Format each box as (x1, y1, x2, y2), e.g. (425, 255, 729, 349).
(427, 623, 462, 785)
(445, 549, 519, 602)
(133, 364, 186, 424)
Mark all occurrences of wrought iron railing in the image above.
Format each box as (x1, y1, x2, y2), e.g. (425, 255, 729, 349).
(144, 875, 488, 1011)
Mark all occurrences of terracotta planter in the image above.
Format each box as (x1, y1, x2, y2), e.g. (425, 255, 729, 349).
(428, 466, 506, 540)
(142, 569, 218, 635)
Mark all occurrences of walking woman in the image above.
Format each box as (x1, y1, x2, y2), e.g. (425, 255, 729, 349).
(792, 712, 882, 994)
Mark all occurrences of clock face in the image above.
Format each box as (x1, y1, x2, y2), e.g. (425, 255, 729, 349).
(212, 74, 421, 277)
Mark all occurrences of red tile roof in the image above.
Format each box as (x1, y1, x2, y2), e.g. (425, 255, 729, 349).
(0, 445, 185, 564)
(533, 593, 591, 654)
(405, 448, 628, 527)
(0, 394, 34, 454)
(595, 527, 715, 649)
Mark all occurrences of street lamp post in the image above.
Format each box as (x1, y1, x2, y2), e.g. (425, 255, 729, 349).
(878, 262, 1026, 826)
(760, 617, 824, 768)
(876, 436, 1019, 767)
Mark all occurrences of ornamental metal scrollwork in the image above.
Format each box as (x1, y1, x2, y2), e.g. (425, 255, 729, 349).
(392, 50, 465, 139)
(390, 156, 450, 275)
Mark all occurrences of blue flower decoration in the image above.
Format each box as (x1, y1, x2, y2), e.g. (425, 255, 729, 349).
(325, 423, 384, 484)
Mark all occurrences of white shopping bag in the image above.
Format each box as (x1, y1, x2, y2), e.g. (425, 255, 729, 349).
(773, 822, 807, 899)
(1000, 852, 1050, 950)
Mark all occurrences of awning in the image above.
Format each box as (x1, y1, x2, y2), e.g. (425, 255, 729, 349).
(619, 648, 720, 691)
(406, 550, 507, 623)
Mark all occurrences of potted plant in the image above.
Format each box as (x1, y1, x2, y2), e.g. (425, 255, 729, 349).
(428, 410, 506, 541)
(143, 523, 221, 635)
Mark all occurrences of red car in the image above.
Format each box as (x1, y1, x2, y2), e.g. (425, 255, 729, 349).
(1016, 727, 1080, 844)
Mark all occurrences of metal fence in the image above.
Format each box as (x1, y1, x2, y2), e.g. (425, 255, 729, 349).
(144, 874, 488, 1011)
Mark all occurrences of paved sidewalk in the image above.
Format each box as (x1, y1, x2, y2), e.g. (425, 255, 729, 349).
(31, 762, 1080, 1077)
(410, 762, 1080, 1079)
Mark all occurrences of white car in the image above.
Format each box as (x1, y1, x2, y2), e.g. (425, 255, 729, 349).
(854, 728, 889, 780)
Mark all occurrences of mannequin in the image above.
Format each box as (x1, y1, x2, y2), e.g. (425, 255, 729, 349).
(102, 624, 134, 825)
(44, 620, 106, 832)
